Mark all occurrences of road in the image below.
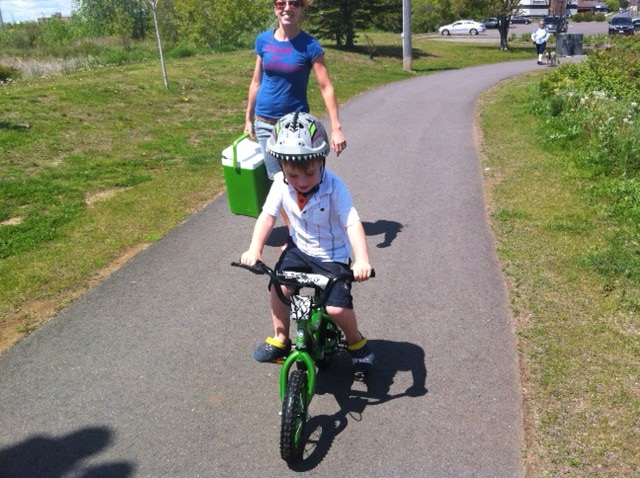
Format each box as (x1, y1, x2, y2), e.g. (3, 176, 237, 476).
(432, 20, 610, 41)
(0, 59, 564, 477)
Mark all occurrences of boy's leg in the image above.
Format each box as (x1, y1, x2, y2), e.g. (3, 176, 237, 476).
(326, 306, 359, 344)
(327, 306, 374, 372)
(253, 284, 292, 362)
(270, 285, 291, 344)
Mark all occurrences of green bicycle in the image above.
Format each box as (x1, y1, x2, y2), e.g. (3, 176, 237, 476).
(231, 260, 374, 463)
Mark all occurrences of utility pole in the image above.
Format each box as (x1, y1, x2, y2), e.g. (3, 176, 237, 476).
(402, 0, 412, 71)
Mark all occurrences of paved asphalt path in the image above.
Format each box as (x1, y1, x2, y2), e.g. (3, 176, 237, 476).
(0, 59, 558, 477)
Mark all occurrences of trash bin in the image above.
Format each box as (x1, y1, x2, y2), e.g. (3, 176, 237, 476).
(556, 33, 583, 56)
(221, 133, 271, 218)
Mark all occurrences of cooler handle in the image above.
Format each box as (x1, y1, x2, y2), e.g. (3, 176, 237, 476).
(232, 132, 250, 173)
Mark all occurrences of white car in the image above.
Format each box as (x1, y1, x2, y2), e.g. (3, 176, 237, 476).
(438, 20, 486, 36)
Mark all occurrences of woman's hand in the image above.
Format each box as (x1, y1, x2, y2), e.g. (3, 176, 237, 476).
(245, 119, 255, 139)
(331, 128, 347, 157)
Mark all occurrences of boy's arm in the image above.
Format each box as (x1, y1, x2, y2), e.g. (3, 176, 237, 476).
(241, 211, 277, 266)
(347, 221, 372, 281)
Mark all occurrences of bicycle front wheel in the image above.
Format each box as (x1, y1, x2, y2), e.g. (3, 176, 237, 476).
(280, 369, 308, 462)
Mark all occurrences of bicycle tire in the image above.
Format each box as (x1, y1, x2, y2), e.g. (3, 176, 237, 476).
(280, 369, 308, 462)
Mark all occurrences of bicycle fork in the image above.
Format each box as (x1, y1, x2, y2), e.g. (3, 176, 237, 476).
(279, 351, 316, 405)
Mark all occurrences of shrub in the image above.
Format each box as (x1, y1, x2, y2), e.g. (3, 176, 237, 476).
(571, 12, 607, 22)
(167, 42, 198, 59)
(0, 63, 21, 83)
(530, 36, 640, 289)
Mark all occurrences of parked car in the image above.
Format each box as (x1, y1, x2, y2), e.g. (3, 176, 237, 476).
(438, 20, 487, 35)
(542, 15, 568, 34)
(510, 16, 531, 24)
(632, 17, 640, 31)
(608, 16, 635, 35)
(481, 18, 499, 29)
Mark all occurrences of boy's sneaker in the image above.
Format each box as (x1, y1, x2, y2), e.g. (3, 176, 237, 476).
(253, 337, 291, 363)
(347, 336, 374, 374)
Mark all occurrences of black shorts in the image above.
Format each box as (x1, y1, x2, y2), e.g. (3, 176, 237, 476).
(274, 241, 353, 309)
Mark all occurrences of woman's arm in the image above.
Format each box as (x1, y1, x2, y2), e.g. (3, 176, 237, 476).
(312, 55, 347, 156)
(245, 55, 263, 138)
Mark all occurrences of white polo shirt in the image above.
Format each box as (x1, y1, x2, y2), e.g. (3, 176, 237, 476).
(263, 168, 361, 264)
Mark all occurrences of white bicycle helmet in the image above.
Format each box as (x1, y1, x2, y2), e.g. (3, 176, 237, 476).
(266, 112, 330, 162)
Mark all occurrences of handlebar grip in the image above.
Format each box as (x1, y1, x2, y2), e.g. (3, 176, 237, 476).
(230, 261, 267, 275)
(351, 268, 375, 280)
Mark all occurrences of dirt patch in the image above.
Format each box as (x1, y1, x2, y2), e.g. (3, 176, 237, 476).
(85, 187, 130, 206)
(0, 242, 150, 355)
(1, 217, 24, 226)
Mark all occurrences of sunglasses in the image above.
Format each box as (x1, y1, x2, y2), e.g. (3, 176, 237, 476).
(274, 1, 301, 9)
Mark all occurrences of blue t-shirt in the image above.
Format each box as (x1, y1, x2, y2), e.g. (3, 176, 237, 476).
(254, 30, 324, 120)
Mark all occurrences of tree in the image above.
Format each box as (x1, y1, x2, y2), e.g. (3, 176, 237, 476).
(493, 0, 523, 50)
(440, 0, 522, 50)
(306, 0, 396, 48)
(145, 0, 168, 88)
(170, 0, 270, 48)
(75, 0, 151, 47)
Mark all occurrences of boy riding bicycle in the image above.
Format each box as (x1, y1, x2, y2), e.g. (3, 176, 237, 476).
(240, 112, 374, 373)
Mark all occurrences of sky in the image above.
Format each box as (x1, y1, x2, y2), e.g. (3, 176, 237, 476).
(0, 0, 75, 23)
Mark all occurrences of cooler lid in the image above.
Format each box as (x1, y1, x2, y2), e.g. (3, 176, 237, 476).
(221, 139, 264, 170)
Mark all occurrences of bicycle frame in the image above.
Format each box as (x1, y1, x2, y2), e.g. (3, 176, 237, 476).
(231, 259, 373, 463)
(279, 304, 329, 404)
(231, 262, 347, 404)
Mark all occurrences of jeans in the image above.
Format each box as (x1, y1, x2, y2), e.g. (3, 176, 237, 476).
(254, 118, 280, 180)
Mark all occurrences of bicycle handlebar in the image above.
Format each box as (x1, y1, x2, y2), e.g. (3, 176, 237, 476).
(231, 261, 375, 308)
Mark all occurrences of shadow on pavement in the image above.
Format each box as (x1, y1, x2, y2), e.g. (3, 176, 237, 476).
(0, 426, 135, 478)
(288, 339, 428, 471)
(363, 220, 403, 249)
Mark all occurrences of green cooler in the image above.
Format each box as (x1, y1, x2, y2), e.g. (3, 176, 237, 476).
(221, 133, 271, 218)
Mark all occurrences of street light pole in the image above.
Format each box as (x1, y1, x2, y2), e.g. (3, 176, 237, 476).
(402, 0, 412, 71)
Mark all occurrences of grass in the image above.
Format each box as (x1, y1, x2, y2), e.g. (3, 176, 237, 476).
(0, 33, 534, 352)
(479, 74, 640, 476)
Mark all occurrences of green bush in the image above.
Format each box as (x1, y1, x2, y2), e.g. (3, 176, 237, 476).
(0, 64, 21, 83)
(538, 37, 640, 102)
(530, 35, 640, 287)
(167, 42, 198, 58)
(571, 12, 607, 22)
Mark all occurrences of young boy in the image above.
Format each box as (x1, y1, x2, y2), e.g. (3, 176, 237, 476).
(240, 111, 374, 372)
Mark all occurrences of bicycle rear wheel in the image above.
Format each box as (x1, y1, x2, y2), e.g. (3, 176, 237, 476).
(280, 369, 308, 462)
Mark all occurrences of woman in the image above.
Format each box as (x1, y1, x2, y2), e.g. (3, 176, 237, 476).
(531, 20, 551, 65)
(244, 0, 347, 180)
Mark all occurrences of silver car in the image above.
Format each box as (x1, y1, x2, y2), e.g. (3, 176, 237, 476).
(438, 20, 487, 36)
